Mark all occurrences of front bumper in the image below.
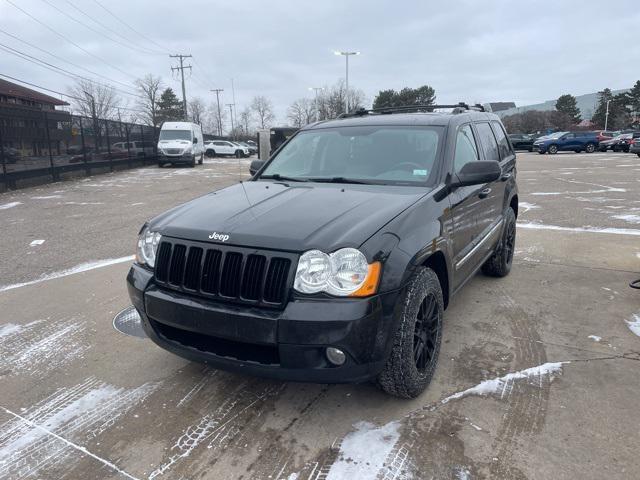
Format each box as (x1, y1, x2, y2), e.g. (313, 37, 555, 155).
(158, 152, 193, 163)
(127, 264, 399, 383)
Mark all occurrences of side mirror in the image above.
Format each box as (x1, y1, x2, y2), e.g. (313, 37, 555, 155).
(451, 161, 501, 188)
(249, 159, 265, 176)
(193, 137, 198, 144)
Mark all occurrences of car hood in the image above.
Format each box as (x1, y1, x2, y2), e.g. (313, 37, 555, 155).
(150, 181, 430, 252)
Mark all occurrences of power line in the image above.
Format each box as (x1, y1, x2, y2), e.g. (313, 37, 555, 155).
(64, 0, 166, 55)
(40, 0, 165, 57)
(0, 42, 142, 98)
(5, 0, 138, 81)
(92, 0, 173, 54)
(0, 28, 140, 91)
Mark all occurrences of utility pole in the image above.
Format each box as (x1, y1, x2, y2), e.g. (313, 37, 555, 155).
(83, 90, 98, 147)
(226, 103, 235, 138)
(210, 89, 224, 136)
(170, 54, 192, 120)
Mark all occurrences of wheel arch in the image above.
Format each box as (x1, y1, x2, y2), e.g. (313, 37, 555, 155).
(421, 250, 450, 309)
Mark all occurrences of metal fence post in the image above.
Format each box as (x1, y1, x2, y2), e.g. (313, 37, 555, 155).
(105, 120, 112, 172)
(44, 111, 57, 182)
(78, 116, 89, 176)
(0, 123, 7, 189)
(124, 121, 132, 168)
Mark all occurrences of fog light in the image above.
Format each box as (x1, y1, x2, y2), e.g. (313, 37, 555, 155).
(326, 347, 346, 366)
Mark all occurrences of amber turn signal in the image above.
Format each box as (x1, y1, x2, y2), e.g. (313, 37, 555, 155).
(350, 261, 382, 297)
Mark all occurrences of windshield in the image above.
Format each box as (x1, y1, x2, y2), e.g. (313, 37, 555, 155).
(159, 129, 191, 141)
(259, 126, 442, 185)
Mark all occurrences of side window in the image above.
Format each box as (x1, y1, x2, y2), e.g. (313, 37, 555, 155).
(490, 122, 514, 160)
(454, 124, 479, 173)
(475, 123, 500, 161)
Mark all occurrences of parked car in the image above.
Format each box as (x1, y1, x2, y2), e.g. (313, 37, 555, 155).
(599, 133, 633, 152)
(534, 131, 598, 154)
(237, 141, 257, 155)
(617, 132, 640, 153)
(127, 104, 518, 398)
(204, 140, 248, 158)
(508, 133, 534, 152)
(594, 130, 616, 143)
(112, 141, 155, 157)
(629, 134, 640, 157)
(157, 122, 204, 167)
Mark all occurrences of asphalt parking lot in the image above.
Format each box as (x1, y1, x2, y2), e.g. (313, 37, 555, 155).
(0, 151, 639, 480)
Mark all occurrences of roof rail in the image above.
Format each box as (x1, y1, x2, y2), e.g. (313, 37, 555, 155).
(338, 102, 485, 118)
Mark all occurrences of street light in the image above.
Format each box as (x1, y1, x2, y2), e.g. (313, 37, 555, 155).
(308, 87, 324, 121)
(334, 51, 360, 113)
(604, 99, 611, 131)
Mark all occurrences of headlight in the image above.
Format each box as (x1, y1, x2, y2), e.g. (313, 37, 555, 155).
(183, 146, 192, 154)
(136, 227, 161, 268)
(294, 248, 380, 297)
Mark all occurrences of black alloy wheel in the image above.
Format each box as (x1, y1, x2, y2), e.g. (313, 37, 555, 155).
(413, 293, 440, 372)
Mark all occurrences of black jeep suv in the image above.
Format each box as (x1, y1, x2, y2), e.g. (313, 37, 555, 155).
(127, 103, 518, 398)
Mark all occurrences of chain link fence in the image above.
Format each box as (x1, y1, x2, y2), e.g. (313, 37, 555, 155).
(0, 106, 159, 190)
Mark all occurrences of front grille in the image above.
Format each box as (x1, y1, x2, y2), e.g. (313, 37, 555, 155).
(154, 238, 295, 308)
(164, 148, 183, 155)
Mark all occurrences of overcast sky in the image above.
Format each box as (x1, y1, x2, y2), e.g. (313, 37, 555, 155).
(2, 0, 640, 124)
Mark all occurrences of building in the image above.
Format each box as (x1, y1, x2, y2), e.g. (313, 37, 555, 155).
(484, 102, 516, 113)
(0, 78, 71, 161)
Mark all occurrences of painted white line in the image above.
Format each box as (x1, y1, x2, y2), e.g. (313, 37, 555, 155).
(517, 222, 640, 237)
(0, 406, 141, 480)
(0, 256, 134, 293)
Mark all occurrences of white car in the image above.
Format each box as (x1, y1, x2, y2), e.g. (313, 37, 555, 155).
(111, 141, 155, 157)
(205, 140, 249, 158)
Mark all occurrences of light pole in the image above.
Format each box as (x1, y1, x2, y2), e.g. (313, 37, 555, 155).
(226, 103, 235, 138)
(309, 87, 324, 121)
(334, 51, 360, 113)
(604, 99, 611, 131)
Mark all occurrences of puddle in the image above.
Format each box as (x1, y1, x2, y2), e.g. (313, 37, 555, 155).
(112, 306, 147, 338)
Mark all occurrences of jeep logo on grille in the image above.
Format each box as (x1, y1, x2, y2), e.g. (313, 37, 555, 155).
(208, 232, 230, 242)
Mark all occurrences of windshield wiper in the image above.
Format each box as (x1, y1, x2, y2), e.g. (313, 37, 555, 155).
(309, 177, 372, 185)
(259, 174, 309, 182)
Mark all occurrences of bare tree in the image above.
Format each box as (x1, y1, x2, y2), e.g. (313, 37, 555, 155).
(69, 79, 121, 120)
(316, 80, 365, 120)
(134, 74, 163, 127)
(250, 95, 275, 129)
(238, 106, 253, 135)
(188, 97, 207, 126)
(287, 98, 316, 127)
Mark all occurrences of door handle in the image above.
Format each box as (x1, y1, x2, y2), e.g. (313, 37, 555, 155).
(479, 188, 491, 199)
(501, 173, 512, 181)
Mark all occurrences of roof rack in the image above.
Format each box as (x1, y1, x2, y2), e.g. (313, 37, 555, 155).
(339, 102, 485, 118)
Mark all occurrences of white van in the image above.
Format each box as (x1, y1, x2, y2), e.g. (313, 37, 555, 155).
(157, 122, 204, 167)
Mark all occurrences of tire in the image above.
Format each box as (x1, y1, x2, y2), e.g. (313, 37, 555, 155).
(198, 153, 204, 165)
(585, 143, 596, 153)
(377, 267, 443, 398)
(482, 208, 516, 278)
(528, 147, 533, 152)
(548, 144, 558, 154)
(188, 156, 195, 168)
(206, 149, 216, 158)
(637, 153, 640, 158)
(574, 150, 581, 153)
(538, 150, 545, 155)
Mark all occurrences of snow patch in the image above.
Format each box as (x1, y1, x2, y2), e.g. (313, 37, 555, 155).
(530, 192, 562, 196)
(0, 255, 134, 293)
(613, 214, 640, 224)
(587, 335, 601, 342)
(326, 421, 401, 480)
(31, 195, 62, 200)
(29, 239, 45, 246)
(442, 362, 568, 404)
(517, 222, 640, 237)
(0, 323, 23, 338)
(625, 313, 640, 337)
(0, 201, 21, 210)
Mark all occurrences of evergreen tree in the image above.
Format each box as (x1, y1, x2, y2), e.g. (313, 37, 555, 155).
(555, 94, 581, 124)
(156, 88, 184, 124)
(591, 88, 614, 129)
(372, 85, 436, 109)
(627, 80, 640, 113)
